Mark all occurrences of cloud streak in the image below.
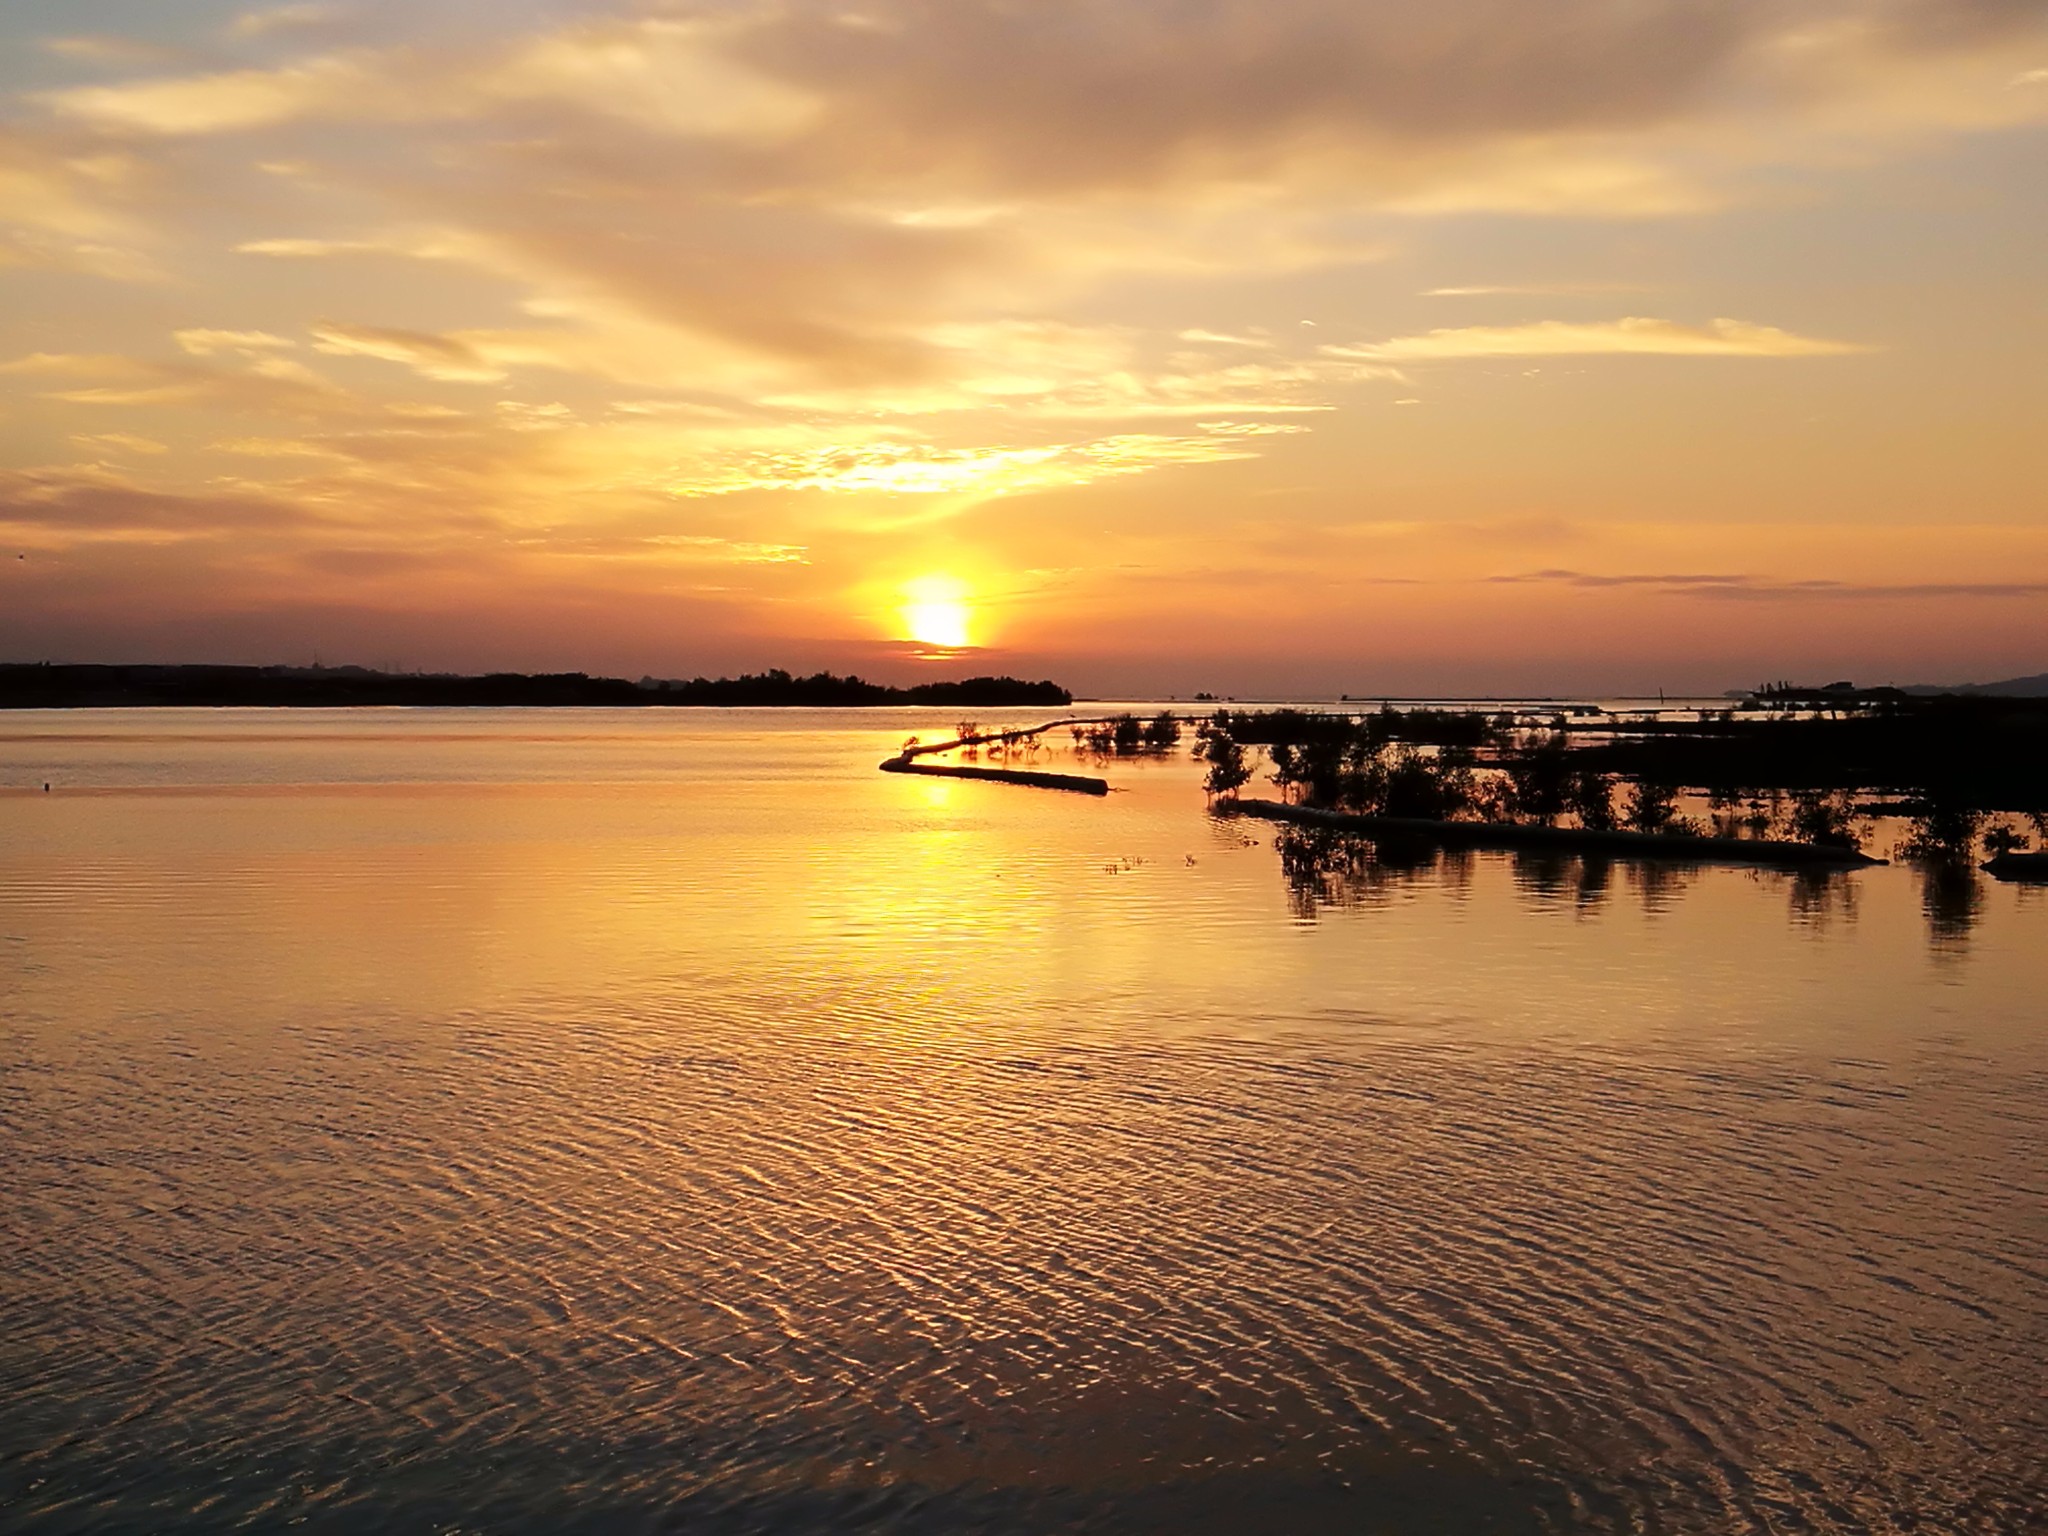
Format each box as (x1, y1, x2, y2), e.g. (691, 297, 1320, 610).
(1326, 318, 1871, 362)
(1487, 569, 2048, 600)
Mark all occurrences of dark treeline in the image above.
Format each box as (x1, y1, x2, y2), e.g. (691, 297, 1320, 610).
(0, 663, 1071, 710)
(649, 670, 1071, 707)
(1204, 706, 1495, 750)
(1573, 697, 2046, 811)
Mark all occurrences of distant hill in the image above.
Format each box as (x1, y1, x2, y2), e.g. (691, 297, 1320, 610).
(1899, 672, 2048, 698)
(0, 663, 1071, 710)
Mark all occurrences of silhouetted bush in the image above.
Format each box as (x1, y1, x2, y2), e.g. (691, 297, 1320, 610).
(1079, 711, 1182, 757)
(1502, 733, 1573, 824)
(1983, 823, 2031, 856)
(1787, 788, 1863, 852)
(1624, 780, 1680, 834)
(1382, 747, 1478, 820)
(1199, 734, 1252, 798)
(1902, 800, 1985, 863)
(1567, 769, 1618, 832)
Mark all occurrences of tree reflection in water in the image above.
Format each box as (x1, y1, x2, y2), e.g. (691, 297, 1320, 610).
(1786, 868, 1861, 934)
(1269, 823, 2007, 958)
(1270, 828, 1996, 954)
(1916, 861, 1985, 955)
(1273, 828, 1439, 920)
(1622, 859, 1696, 913)
(1508, 851, 1573, 905)
(1506, 852, 1618, 914)
(1276, 829, 1685, 923)
(1572, 855, 1614, 911)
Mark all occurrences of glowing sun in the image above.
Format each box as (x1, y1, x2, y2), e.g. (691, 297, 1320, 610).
(898, 575, 973, 649)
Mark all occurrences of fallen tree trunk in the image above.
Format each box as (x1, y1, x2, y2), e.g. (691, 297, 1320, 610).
(896, 716, 1123, 762)
(1218, 797, 1884, 868)
(879, 759, 1110, 794)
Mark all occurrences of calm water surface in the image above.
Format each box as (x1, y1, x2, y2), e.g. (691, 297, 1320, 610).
(2, 710, 2042, 1533)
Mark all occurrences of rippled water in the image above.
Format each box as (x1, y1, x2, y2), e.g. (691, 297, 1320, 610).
(3, 710, 2043, 1533)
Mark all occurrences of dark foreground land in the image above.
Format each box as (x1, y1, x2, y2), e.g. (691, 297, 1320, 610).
(0, 663, 1071, 710)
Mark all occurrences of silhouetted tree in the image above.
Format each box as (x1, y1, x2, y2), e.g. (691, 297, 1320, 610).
(1624, 779, 1679, 834)
(1382, 746, 1477, 820)
(1568, 769, 1618, 831)
(1200, 733, 1253, 799)
(1502, 733, 1573, 824)
(1143, 711, 1182, 751)
(1983, 822, 2030, 856)
(1902, 799, 1984, 863)
(1787, 788, 1862, 852)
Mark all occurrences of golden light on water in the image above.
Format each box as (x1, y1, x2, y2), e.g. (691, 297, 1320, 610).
(899, 575, 973, 650)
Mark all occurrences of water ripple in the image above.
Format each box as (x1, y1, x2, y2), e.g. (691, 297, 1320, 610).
(5, 1000, 2041, 1534)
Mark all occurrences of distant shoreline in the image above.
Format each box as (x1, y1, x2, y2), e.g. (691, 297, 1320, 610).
(0, 664, 1072, 712)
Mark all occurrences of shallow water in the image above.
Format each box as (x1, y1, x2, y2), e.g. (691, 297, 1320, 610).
(3, 710, 2042, 1533)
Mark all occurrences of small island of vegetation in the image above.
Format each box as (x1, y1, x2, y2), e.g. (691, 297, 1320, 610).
(1190, 688, 2048, 876)
(866, 687, 2046, 879)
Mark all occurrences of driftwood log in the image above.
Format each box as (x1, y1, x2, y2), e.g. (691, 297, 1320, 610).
(877, 714, 1123, 793)
(878, 759, 1110, 794)
(892, 716, 1123, 762)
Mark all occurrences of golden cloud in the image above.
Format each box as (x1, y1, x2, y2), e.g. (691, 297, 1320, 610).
(40, 19, 814, 142)
(70, 432, 170, 456)
(1322, 317, 1872, 361)
(309, 322, 508, 383)
(174, 328, 296, 356)
(228, 5, 340, 41)
(44, 59, 381, 136)
(663, 426, 1276, 499)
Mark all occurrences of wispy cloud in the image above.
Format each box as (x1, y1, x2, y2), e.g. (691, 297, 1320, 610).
(1177, 329, 1274, 348)
(229, 5, 341, 41)
(236, 237, 390, 258)
(42, 59, 380, 136)
(174, 328, 296, 357)
(309, 322, 506, 383)
(0, 465, 339, 536)
(70, 432, 170, 457)
(667, 427, 1277, 498)
(1487, 570, 2048, 600)
(39, 21, 815, 141)
(1325, 317, 1870, 362)
(1420, 283, 1656, 297)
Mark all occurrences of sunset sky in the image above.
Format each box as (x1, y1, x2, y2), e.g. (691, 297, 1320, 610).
(3, 0, 2044, 694)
